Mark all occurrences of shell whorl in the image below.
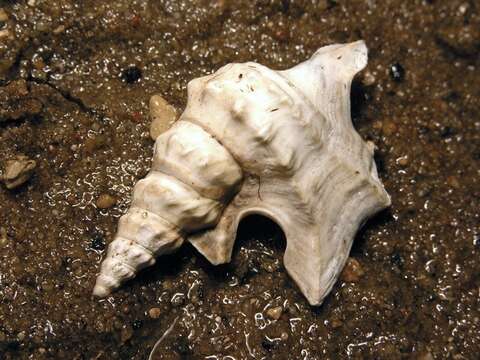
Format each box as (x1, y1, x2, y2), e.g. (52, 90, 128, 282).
(94, 41, 391, 305)
(93, 121, 242, 297)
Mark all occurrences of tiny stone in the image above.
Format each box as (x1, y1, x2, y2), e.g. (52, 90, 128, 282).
(17, 331, 26, 341)
(132, 319, 143, 329)
(340, 257, 364, 282)
(280, 332, 288, 341)
(390, 63, 405, 82)
(265, 306, 283, 320)
(35, 21, 49, 32)
(0, 29, 11, 39)
(90, 233, 105, 251)
(53, 25, 65, 34)
(0, 8, 8, 22)
(382, 120, 398, 136)
(148, 307, 161, 319)
(318, 0, 330, 11)
(149, 94, 178, 140)
(396, 156, 409, 167)
(96, 193, 117, 209)
(373, 121, 383, 130)
(2, 155, 37, 189)
(362, 71, 376, 86)
(121, 66, 142, 84)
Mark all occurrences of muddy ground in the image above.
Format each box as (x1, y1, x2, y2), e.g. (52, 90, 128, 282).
(0, 0, 479, 359)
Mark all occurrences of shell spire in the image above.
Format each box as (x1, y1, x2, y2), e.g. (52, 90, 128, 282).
(92, 121, 243, 297)
(94, 41, 390, 306)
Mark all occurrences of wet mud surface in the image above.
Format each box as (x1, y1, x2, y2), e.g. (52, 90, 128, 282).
(0, 1, 479, 359)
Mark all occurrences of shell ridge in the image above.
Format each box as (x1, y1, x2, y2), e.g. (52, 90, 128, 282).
(149, 168, 220, 203)
(114, 235, 155, 258)
(106, 256, 138, 274)
(132, 172, 223, 231)
(127, 206, 184, 234)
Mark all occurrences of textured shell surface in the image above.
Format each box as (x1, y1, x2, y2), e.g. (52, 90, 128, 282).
(93, 41, 391, 305)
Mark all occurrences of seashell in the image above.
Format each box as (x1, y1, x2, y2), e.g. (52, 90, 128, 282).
(93, 41, 391, 305)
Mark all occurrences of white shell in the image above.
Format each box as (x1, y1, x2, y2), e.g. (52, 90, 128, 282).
(93, 41, 391, 305)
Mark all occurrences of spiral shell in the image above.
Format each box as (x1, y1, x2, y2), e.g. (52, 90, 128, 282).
(93, 41, 390, 305)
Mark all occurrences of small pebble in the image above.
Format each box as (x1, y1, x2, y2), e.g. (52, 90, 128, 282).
(390, 63, 405, 82)
(0, 8, 8, 22)
(53, 25, 65, 34)
(0, 29, 11, 39)
(1, 155, 36, 189)
(317, 0, 331, 11)
(132, 319, 143, 329)
(372, 121, 383, 130)
(149, 94, 177, 140)
(340, 257, 365, 282)
(265, 306, 283, 320)
(396, 156, 409, 167)
(148, 307, 161, 319)
(90, 233, 106, 251)
(96, 193, 117, 209)
(121, 66, 142, 84)
(362, 71, 376, 86)
(17, 331, 26, 341)
(382, 120, 398, 136)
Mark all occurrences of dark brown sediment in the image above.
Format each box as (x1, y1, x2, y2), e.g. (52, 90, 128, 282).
(0, 1, 478, 359)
